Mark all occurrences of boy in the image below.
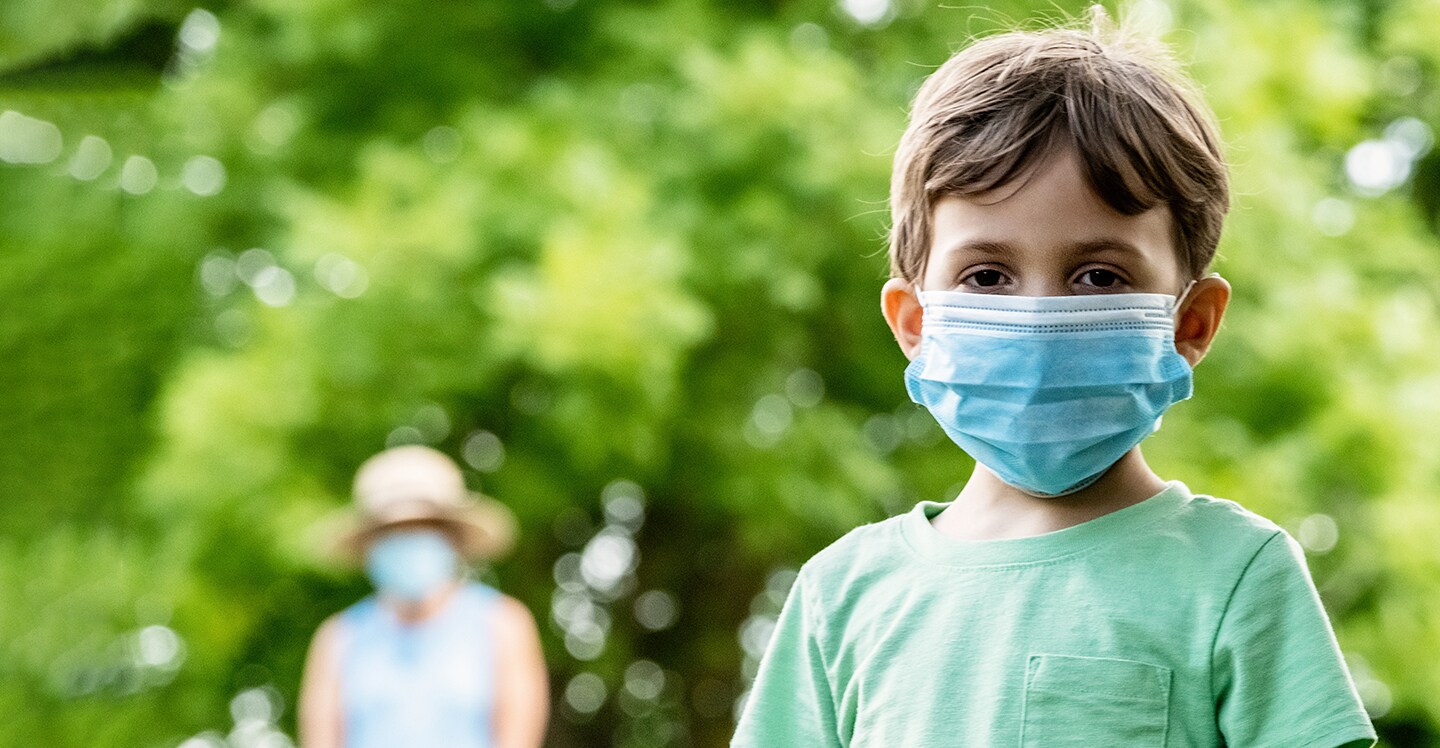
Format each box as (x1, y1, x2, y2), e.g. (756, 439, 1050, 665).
(733, 11, 1377, 748)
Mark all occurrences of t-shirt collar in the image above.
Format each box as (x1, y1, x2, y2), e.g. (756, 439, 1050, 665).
(900, 480, 1193, 568)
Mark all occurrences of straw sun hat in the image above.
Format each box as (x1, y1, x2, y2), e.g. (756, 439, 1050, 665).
(331, 445, 517, 563)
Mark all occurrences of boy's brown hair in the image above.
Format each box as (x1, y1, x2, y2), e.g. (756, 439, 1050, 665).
(889, 9, 1229, 282)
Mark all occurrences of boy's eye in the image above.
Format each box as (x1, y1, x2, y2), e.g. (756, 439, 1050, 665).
(965, 269, 1007, 288)
(1076, 269, 1125, 288)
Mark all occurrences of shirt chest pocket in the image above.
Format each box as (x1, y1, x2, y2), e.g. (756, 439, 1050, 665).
(1020, 654, 1172, 747)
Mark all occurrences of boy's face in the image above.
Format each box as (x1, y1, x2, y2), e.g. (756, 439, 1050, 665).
(883, 146, 1229, 368)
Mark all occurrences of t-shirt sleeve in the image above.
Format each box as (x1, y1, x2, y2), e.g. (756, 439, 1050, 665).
(732, 569, 843, 748)
(1212, 531, 1377, 748)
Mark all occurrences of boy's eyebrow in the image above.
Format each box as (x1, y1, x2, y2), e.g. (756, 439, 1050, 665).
(947, 239, 1015, 257)
(1064, 238, 1148, 259)
(939, 237, 1146, 259)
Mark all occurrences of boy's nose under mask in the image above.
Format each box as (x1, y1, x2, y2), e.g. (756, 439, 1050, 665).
(904, 289, 1194, 497)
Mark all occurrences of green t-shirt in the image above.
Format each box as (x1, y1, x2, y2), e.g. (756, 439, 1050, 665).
(733, 482, 1376, 748)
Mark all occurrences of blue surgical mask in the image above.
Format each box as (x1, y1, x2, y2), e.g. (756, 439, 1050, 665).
(904, 288, 1194, 497)
(365, 529, 458, 602)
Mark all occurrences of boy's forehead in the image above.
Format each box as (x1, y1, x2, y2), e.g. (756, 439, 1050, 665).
(927, 148, 1179, 276)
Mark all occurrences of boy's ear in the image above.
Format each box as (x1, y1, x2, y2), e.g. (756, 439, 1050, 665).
(1175, 274, 1231, 367)
(881, 278, 924, 361)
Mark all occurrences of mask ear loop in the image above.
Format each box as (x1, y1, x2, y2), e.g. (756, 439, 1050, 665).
(1176, 279, 1197, 307)
(1170, 278, 1200, 344)
(1172, 273, 1224, 344)
(1172, 274, 1212, 319)
(1174, 271, 1225, 312)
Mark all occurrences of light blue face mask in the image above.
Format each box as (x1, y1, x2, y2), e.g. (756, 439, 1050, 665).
(904, 288, 1194, 497)
(365, 528, 459, 602)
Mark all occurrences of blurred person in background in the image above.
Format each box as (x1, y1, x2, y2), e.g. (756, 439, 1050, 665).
(299, 445, 549, 748)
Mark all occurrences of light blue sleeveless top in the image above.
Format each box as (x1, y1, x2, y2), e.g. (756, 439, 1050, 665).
(338, 582, 499, 748)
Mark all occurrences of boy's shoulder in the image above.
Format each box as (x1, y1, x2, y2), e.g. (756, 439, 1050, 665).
(1168, 490, 1328, 596)
(809, 510, 910, 564)
(1168, 488, 1293, 557)
(793, 511, 913, 602)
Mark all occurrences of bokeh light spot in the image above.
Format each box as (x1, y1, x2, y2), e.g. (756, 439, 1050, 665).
(1384, 116, 1434, 161)
(251, 266, 296, 307)
(0, 110, 62, 164)
(236, 248, 276, 286)
(745, 394, 793, 448)
(67, 135, 112, 180)
(313, 253, 369, 298)
(199, 252, 239, 297)
(580, 530, 639, 595)
(1298, 513, 1339, 554)
(564, 672, 607, 714)
(182, 155, 227, 196)
(462, 430, 505, 472)
(839, 0, 891, 26)
(135, 625, 185, 669)
(633, 589, 679, 631)
(119, 155, 158, 194)
(785, 368, 824, 408)
(1345, 139, 1410, 195)
(412, 403, 451, 443)
(178, 9, 221, 54)
(385, 426, 425, 447)
(251, 102, 300, 152)
(602, 479, 645, 529)
(623, 659, 665, 701)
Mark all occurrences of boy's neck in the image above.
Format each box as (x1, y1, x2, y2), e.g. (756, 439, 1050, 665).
(931, 448, 1168, 542)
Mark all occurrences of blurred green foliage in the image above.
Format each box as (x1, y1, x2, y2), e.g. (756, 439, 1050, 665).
(2, 0, 1440, 746)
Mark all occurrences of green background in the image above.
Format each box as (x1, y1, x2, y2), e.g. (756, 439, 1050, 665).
(2, 0, 1439, 746)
